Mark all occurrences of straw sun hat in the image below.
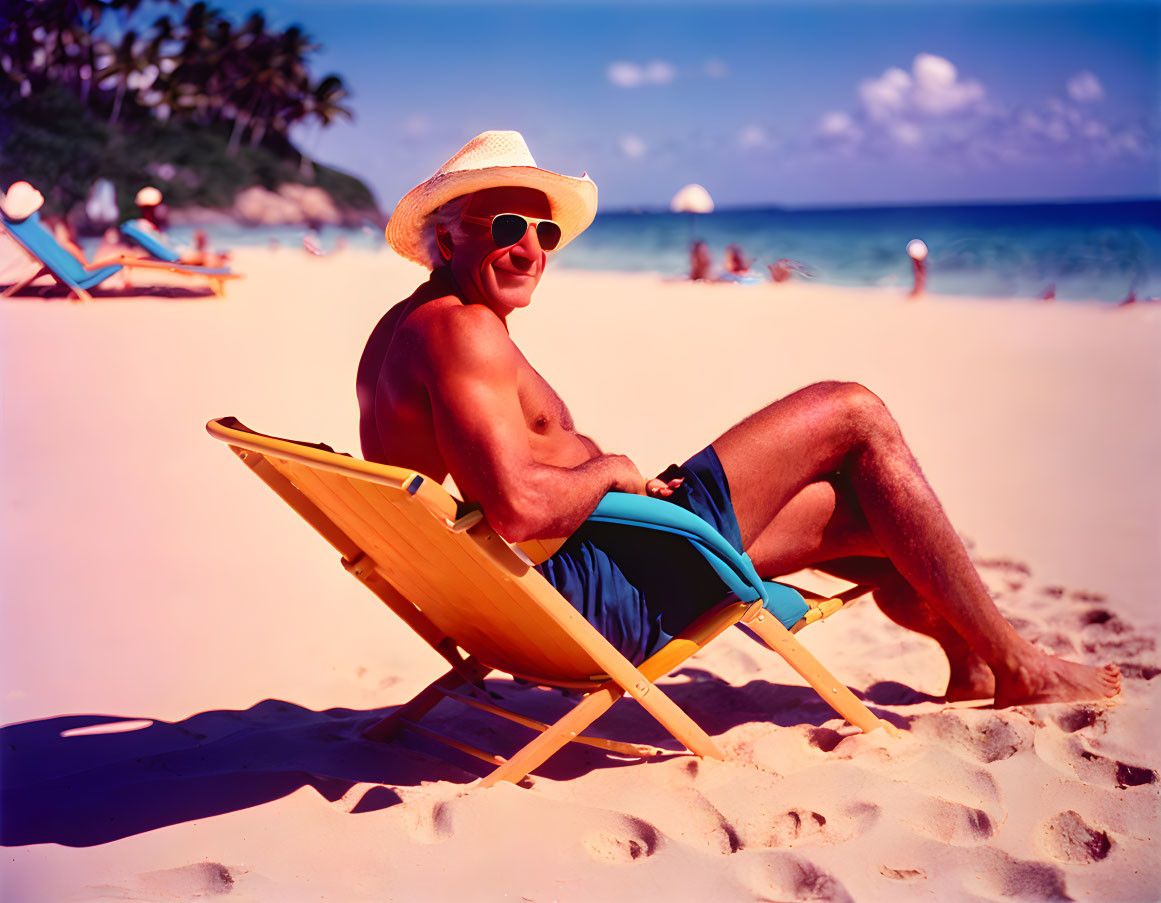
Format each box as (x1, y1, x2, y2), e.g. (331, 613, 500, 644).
(386, 130, 598, 269)
(0, 181, 45, 221)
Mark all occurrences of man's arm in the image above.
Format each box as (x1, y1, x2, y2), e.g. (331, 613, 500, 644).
(415, 304, 644, 543)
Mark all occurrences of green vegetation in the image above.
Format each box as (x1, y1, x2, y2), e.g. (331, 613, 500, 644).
(0, 0, 378, 222)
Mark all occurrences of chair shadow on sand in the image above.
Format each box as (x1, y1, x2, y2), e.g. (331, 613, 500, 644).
(0, 673, 916, 849)
(1, 281, 217, 301)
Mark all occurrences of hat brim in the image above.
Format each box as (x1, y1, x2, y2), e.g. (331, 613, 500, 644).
(386, 165, 597, 269)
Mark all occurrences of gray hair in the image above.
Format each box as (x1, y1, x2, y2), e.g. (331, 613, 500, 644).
(420, 194, 473, 267)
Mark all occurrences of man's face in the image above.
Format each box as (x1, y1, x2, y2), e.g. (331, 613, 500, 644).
(443, 186, 553, 314)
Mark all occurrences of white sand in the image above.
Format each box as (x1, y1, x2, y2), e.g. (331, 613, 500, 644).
(2, 249, 1158, 902)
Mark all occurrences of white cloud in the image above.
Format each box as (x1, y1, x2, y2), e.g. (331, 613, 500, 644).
(911, 53, 984, 115)
(818, 110, 861, 142)
(859, 67, 911, 121)
(858, 54, 984, 121)
(889, 121, 922, 147)
(703, 58, 728, 79)
(607, 60, 676, 88)
(619, 134, 647, 159)
(737, 124, 772, 150)
(1067, 71, 1104, 103)
(813, 53, 1149, 169)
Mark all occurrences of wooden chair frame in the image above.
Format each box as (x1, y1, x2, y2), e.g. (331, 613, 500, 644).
(207, 417, 897, 788)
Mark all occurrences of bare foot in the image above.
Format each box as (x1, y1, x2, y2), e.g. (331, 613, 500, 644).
(993, 648, 1121, 707)
(945, 652, 996, 702)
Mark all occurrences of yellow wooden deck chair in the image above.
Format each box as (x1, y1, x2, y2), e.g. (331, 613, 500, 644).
(207, 417, 897, 787)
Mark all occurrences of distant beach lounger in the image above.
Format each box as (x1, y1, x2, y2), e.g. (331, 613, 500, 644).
(121, 219, 233, 274)
(207, 417, 898, 787)
(0, 211, 241, 301)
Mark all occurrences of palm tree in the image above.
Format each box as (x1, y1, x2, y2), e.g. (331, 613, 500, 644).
(293, 73, 352, 176)
(95, 30, 150, 124)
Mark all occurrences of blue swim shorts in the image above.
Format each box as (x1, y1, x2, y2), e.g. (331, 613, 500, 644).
(534, 445, 744, 665)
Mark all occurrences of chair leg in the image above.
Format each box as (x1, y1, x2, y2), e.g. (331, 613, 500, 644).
(479, 683, 623, 788)
(363, 667, 470, 742)
(1, 268, 45, 299)
(743, 611, 898, 736)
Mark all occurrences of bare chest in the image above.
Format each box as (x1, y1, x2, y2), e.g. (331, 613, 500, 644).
(516, 361, 576, 436)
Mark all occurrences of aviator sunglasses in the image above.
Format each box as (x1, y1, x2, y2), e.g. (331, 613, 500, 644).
(460, 212, 563, 251)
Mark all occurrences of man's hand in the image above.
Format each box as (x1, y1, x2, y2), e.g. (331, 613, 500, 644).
(607, 455, 648, 495)
(646, 476, 684, 498)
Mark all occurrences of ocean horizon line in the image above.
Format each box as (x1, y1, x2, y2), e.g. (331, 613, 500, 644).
(599, 196, 1161, 217)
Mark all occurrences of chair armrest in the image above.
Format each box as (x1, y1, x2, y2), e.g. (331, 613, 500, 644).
(588, 492, 765, 601)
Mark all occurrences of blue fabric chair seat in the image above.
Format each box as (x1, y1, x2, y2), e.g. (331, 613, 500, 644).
(588, 492, 810, 629)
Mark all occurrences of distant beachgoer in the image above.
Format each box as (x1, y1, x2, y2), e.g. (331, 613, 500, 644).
(1039, 285, 1056, 301)
(724, 243, 752, 276)
(907, 239, 928, 298)
(689, 240, 712, 281)
(303, 232, 324, 256)
(183, 229, 228, 268)
(768, 258, 813, 283)
(356, 129, 1121, 707)
(135, 186, 169, 232)
(85, 178, 119, 233)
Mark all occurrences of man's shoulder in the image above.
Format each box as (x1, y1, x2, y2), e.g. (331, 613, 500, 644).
(401, 295, 515, 374)
(402, 293, 507, 343)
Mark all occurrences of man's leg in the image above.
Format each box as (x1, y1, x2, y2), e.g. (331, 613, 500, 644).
(734, 472, 995, 700)
(711, 381, 1120, 706)
(821, 556, 998, 701)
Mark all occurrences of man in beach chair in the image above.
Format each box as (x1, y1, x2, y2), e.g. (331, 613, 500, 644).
(359, 130, 1120, 709)
(0, 181, 239, 300)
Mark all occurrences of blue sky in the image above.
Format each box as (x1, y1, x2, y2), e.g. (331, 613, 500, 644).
(207, 1, 1158, 211)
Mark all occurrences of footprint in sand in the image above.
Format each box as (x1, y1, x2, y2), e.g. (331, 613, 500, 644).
(732, 802, 879, 851)
(1041, 810, 1113, 864)
(910, 798, 994, 845)
(975, 850, 1071, 903)
(398, 794, 463, 844)
(1034, 730, 1158, 789)
(911, 709, 1034, 764)
(582, 814, 662, 863)
(1050, 705, 1104, 735)
(135, 862, 237, 897)
(734, 851, 853, 903)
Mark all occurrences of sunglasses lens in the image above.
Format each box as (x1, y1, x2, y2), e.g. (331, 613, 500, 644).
(536, 221, 562, 251)
(490, 214, 528, 248)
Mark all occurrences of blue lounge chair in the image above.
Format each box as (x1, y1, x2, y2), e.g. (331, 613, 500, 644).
(1, 211, 125, 302)
(1, 211, 241, 301)
(120, 219, 184, 262)
(122, 219, 236, 275)
(119, 221, 239, 297)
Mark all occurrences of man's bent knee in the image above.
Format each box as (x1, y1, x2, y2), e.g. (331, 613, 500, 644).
(806, 381, 900, 447)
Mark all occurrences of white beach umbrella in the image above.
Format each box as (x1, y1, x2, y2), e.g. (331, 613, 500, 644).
(670, 183, 714, 214)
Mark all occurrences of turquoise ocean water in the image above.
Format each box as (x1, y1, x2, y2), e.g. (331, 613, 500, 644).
(141, 199, 1159, 304)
